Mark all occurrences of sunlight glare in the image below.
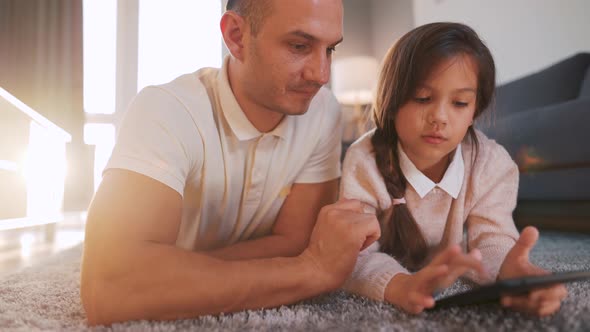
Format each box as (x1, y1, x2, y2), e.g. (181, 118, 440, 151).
(137, 0, 222, 91)
(23, 122, 67, 218)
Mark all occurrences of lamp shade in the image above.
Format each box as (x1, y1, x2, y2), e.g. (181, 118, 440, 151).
(331, 55, 380, 105)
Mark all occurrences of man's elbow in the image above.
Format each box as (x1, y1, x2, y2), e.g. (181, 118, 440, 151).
(81, 273, 116, 326)
(80, 262, 129, 326)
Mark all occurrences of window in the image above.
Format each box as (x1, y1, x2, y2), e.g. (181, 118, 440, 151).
(83, 123, 115, 190)
(83, 0, 222, 192)
(83, 0, 117, 115)
(137, 0, 222, 91)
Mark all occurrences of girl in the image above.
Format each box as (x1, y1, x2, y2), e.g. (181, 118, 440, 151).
(340, 22, 567, 316)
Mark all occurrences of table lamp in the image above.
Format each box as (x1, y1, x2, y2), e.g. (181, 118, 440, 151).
(331, 55, 380, 141)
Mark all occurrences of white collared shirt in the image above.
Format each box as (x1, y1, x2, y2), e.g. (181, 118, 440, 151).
(398, 143, 464, 199)
(106, 56, 343, 250)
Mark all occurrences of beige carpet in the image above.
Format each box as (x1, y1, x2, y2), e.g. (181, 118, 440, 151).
(1, 231, 589, 331)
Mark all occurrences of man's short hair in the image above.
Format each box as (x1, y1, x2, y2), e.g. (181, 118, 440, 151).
(226, 0, 272, 36)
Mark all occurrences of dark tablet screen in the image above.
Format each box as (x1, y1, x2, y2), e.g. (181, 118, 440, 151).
(433, 270, 590, 309)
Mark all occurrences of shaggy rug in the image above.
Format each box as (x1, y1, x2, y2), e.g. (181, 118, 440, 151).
(1, 231, 589, 331)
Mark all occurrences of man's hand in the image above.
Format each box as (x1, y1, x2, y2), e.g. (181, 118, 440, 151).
(300, 199, 381, 290)
(385, 245, 486, 314)
(498, 226, 568, 316)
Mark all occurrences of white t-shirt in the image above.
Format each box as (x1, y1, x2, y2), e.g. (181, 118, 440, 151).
(105, 57, 343, 251)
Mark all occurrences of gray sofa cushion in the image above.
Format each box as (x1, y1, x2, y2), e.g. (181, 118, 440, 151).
(579, 66, 590, 98)
(487, 98, 590, 166)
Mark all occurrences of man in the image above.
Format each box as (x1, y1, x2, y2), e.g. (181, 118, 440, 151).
(81, 0, 381, 325)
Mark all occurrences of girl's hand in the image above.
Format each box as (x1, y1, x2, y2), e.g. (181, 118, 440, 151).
(498, 226, 568, 316)
(385, 244, 486, 314)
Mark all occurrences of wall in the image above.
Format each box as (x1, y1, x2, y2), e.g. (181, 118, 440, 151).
(370, 0, 414, 63)
(338, 0, 373, 59)
(412, 0, 590, 83)
(341, 0, 414, 62)
(219, 0, 410, 62)
(218, 0, 590, 84)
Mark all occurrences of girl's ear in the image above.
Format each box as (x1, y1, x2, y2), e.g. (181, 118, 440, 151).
(220, 12, 247, 61)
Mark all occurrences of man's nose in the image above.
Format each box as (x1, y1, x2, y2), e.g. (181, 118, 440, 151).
(303, 52, 330, 86)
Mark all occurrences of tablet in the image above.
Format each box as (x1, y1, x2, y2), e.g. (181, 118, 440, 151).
(432, 270, 590, 309)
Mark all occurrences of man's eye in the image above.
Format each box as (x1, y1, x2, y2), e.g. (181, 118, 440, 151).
(291, 44, 308, 51)
(414, 97, 430, 103)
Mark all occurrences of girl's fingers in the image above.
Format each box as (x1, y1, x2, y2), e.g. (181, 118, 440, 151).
(420, 264, 450, 282)
(438, 268, 470, 289)
(435, 254, 486, 289)
(409, 304, 425, 315)
(429, 244, 461, 266)
(553, 284, 568, 301)
(501, 295, 512, 307)
(469, 248, 482, 260)
(501, 293, 531, 310)
(528, 288, 544, 303)
(502, 287, 566, 316)
(530, 285, 568, 306)
(419, 264, 451, 294)
(408, 291, 435, 308)
(448, 253, 485, 276)
(429, 246, 485, 276)
(537, 300, 562, 317)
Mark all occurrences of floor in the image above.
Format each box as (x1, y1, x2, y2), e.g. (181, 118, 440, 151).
(0, 209, 587, 278)
(0, 212, 86, 277)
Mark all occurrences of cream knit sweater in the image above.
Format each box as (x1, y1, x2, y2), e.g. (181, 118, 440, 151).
(340, 129, 520, 301)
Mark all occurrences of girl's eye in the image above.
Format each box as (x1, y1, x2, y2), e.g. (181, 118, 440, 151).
(414, 97, 430, 103)
(454, 101, 469, 107)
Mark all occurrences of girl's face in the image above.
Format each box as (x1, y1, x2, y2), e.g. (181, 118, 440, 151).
(395, 54, 478, 180)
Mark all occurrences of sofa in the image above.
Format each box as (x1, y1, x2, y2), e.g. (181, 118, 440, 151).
(478, 52, 590, 232)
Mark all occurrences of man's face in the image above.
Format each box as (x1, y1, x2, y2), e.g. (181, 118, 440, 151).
(240, 0, 343, 116)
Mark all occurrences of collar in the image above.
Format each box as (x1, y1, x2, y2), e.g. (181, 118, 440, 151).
(216, 56, 290, 141)
(398, 143, 464, 199)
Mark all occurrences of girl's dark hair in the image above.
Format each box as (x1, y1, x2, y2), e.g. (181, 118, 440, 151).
(371, 22, 496, 271)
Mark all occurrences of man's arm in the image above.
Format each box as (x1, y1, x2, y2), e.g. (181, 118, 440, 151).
(81, 169, 378, 326)
(207, 179, 339, 260)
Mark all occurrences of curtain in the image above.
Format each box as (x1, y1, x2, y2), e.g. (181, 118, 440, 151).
(0, 0, 92, 211)
(0, 0, 84, 141)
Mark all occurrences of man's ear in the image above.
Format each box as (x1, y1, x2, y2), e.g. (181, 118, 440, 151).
(220, 12, 247, 61)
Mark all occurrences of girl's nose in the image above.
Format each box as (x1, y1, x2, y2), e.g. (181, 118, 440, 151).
(427, 102, 448, 126)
